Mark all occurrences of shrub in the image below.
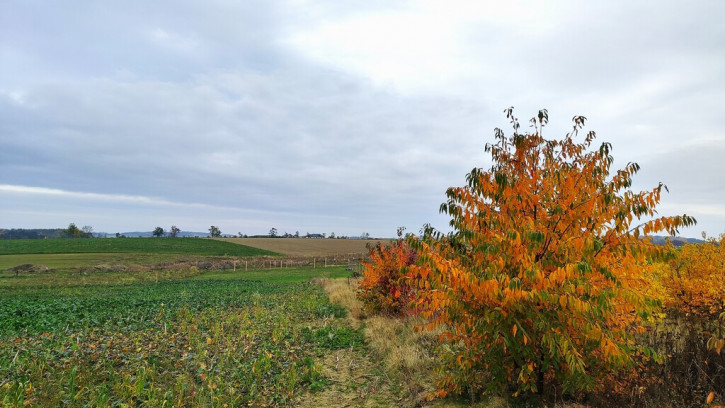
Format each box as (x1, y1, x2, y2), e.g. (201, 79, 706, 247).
(413, 108, 695, 400)
(358, 230, 418, 316)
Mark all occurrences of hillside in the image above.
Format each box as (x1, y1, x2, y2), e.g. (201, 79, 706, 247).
(0, 237, 278, 257)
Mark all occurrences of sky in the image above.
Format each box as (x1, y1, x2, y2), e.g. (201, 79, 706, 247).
(1, 0, 724, 238)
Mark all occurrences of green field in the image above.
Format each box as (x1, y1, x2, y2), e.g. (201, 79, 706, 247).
(0, 266, 367, 406)
(0, 238, 278, 257)
(0, 238, 407, 406)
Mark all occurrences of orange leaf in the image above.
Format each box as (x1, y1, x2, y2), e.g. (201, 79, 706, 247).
(707, 392, 715, 404)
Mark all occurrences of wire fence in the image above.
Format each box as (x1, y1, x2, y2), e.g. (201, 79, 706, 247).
(173, 253, 368, 275)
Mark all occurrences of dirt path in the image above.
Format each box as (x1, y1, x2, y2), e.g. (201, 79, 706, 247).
(295, 348, 402, 407)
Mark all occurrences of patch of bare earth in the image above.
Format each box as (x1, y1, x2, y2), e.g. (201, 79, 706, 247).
(215, 238, 390, 257)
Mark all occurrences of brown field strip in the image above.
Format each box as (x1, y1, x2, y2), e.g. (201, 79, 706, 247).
(215, 238, 390, 257)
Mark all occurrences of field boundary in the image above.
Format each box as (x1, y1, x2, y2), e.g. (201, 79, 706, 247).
(182, 254, 366, 274)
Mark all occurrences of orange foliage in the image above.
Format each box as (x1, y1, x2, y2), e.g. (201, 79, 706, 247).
(412, 108, 695, 398)
(649, 235, 725, 355)
(662, 235, 725, 318)
(358, 231, 417, 316)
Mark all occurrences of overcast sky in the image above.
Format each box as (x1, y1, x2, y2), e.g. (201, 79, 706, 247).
(1, 0, 724, 237)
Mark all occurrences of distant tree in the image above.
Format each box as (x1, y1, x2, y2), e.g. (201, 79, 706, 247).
(294, 231, 300, 238)
(209, 225, 221, 238)
(81, 225, 94, 238)
(65, 223, 82, 238)
(269, 227, 278, 238)
(329, 232, 336, 239)
(361, 232, 371, 239)
(153, 227, 165, 237)
(169, 226, 181, 238)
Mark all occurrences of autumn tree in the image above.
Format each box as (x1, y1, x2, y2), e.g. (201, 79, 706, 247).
(661, 234, 725, 318)
(359, 227, 417, 315)
(410, 108, 695, 398)
(656, 234, 725, 354)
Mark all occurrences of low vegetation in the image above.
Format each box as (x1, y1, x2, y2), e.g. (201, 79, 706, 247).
(0, 267, 365, 406)
(0, 237, 277, 257)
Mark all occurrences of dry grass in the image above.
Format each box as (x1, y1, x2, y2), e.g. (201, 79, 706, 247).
(363, 315, 438, 401)
(216, 238, 390, 257)
(295, 348, 397, 407)
(314, 277, 367, 325)
(317, 277, 507, 407)
(317, 279, 470, 406)
(318, 277, 435, 405)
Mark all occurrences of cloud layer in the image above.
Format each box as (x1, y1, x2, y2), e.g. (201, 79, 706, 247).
(1, 0, 724, 237)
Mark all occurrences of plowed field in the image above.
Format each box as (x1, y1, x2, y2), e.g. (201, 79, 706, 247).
(215, 238, 390, 257)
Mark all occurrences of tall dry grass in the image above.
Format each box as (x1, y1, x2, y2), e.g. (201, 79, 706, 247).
(317, 277, 509, 408)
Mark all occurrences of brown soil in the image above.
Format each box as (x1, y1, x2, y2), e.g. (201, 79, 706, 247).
(215, 238, 390, 257)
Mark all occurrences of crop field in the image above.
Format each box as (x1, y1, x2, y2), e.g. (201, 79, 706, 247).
(0, 265, 384, 406)
(0, 238, 278, 257)
(0, 238, 280, 270)
(216, 238, 389, 257)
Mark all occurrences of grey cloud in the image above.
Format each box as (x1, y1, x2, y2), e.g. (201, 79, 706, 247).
(1, 0, 723, 237)
(1, 65, 486, 235)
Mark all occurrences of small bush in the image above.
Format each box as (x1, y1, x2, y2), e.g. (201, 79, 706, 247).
(357, 236, 417, 316)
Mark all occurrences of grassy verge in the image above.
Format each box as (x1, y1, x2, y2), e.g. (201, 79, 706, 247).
(318, 278, 510, 408)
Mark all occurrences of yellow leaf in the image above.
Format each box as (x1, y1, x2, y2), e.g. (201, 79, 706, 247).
(512, 325, 518, 337)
